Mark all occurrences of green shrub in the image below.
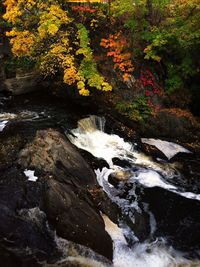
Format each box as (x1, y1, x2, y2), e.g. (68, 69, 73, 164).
(116, 97, 152, 122)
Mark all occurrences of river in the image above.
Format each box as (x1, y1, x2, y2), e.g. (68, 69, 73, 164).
(0, 91, 200, 266)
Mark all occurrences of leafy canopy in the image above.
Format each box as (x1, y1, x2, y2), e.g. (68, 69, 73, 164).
(3, 0, 112, 96)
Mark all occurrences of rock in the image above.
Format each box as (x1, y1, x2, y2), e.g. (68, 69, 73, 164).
(108, 170, 132, 186)
(0, 133, 25, 166)
(78, 148, 109, 170)
(88, 187, 120, 224)
(105, 114, 138, 142)
(142, 187, 200, 255)
(169, 154, 200, 193)
(140, 108, 199, 141)
(112, 158, 133, 168)
(43, 177, 113, 260)
(18, 129, 113, 259)
(18, 129, 97, 188)
(138, 142, 168, 161)
(4, 70, 41, 95)
(0, 166, 60, 267)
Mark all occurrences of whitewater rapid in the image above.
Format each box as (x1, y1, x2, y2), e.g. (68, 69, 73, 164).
(68, 116, 200, 267)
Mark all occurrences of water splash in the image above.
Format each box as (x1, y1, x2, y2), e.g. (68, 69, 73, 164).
(68, 116, 179, 179)
(52, 235, 110, 267)
(102, 215, 199, 267)
(69, 116, 199, 202)
(0, 120, 8, 132)
(69, 116, 200, 267)
(77, 115, 106, 133)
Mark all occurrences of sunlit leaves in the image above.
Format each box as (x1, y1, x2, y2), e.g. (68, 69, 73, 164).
(100, 32, 134, 82)
(6, 29, 35, 56)
(3, 0, 112, 96)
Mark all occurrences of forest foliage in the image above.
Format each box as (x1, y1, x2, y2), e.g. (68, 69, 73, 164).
(2, 0, 200, 101)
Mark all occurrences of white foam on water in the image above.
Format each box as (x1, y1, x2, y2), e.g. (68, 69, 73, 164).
(141, 138, 191, 160)
(179, 191, 200, 201)
(96, 166, 200, 204)
(69, 116, 200, 266)
(70, 117, 200, 203)
(24, 170, 38, 182)
(102, 215, 199, 267)
(95, 167, 115, 188)
(69, 129, 133, 167)
(69, 117, 179, 180)
(54, 235, 110, 267)
(0, 120, 8, 132)
(95, 167, 141, 217)
(131, 169, 200, 202)
(133, 169, 177, 190)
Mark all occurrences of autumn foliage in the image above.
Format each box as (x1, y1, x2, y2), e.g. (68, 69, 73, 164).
(100, 32, 134, 82)
(3, 0, 112, 96)
(72, 6, 97, 13)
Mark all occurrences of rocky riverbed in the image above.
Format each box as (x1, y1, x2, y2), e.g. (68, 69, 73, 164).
(0, 89, 200, 267)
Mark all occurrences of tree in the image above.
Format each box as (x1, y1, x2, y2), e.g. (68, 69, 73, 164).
(3, 0, 112, 95)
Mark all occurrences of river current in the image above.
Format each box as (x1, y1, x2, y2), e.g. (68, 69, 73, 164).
(0, 92, 200, 266)
(68, 115, 200, 267)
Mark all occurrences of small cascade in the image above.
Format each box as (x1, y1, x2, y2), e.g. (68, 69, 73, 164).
(77, 115, 106, 133)
(102, 215, 198, 267)
(69, 115, 200, 267)
(69, 116, 200, 201)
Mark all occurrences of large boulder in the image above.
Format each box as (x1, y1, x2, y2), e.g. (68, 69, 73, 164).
(0, 166, 60, 267)
(142, 186, 200, 256)
(4, 69, 41, 95)
(18, 129, 113, 260)
(18, 129, 97, 188)
(140, 108, 199, 140)
(43, 177, 113, 259)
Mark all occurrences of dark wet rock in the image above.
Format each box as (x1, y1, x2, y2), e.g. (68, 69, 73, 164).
(104, 114, 138, 142)
(138, 142, 168, 161)
(112, 158, 133, 168)
(18, 129, 97, 188)
(108, 170, 132, 187)
(0, 166, 41, 210)
(78, 148, 109, 170)
(89, 187, 120, 224)
(114, 183, 151, 243)
(0, 167, 60, 267)
(169, 155, 200, 194)
(132, 208, 151, 242)
(43, 177, 113, 260)
(142, 187, 200, 254)
(139, 109, 199, 141)
(17, 129, 113, 260)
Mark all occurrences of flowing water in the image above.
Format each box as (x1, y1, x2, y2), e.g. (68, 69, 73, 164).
(68, 115, 200, 267)
(0, 91, 200, 267)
